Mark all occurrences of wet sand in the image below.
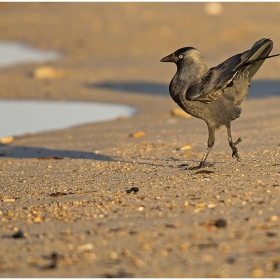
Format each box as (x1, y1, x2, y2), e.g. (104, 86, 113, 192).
(0, 3, 280, 277)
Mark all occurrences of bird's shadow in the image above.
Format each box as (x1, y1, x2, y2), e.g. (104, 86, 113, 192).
(0, 144, 115, 161)
(85, 81, 169, 96)
(86, 80, 280, 98)
(0, 144, 216, 169)
(0, 144, 176, 167)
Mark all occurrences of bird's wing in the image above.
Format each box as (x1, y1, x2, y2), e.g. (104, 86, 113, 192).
(186, 38, 273, 102)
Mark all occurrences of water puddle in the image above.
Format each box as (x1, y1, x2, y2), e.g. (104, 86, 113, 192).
(0, 41, 135, 138)
(0, 41, 60, 68)
(0, 100, 135, 138)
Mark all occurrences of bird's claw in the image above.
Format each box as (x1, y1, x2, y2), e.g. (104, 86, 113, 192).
(233, 137, 242, 146)
(230, 137, 242, 160)
(231, 148, 240, 160)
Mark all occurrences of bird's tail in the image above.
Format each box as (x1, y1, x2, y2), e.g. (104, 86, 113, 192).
(240, 38, 276, 81)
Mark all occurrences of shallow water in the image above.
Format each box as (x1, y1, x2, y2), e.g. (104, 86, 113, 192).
(0, 41, 135, 138)
(0, 41, 60, 68)
(0, 100, 135, 138)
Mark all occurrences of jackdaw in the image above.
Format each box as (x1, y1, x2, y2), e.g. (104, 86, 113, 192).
(161, 38, 279, 169)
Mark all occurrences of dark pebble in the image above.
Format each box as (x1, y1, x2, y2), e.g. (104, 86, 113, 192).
(125, 187, 139, 194)
(50, 192, 67, 197)
(12, 230, 25, 239)
(215, 218, 227, 228)
(267, 231, 278, 237)
(226, 256, 236, 264)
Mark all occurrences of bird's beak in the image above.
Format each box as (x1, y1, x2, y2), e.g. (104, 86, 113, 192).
(160, 53, 175, 62)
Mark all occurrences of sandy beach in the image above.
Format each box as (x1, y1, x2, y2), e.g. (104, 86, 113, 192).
(0, 2, 280, 277)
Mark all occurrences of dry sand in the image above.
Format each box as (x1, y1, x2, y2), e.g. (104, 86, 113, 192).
(0, 2, 280, 277)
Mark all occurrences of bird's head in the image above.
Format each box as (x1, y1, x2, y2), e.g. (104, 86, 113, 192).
(160, 47, 204, 66)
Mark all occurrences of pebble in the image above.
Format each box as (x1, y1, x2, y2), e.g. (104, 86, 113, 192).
(179, 145, 192, 151)
(33, 216, 42, 223)
(215, 218, 227, 228)
(77, 243, 94, 252)
(171, 108, 192, 118)
(50, 192, 67, 197)
(3, 198, 15, 203)
(207, 203, 216, 208)
(12, 229, 25, 239)
(125, 187, 139, 194)
(251, 268, 264, 278)
(180, 242, 190, 250)
(33, 66, 64, 79)
(195, 202, 206, 208)
(267, 231, 278, 237)
(110, 252, 118, 260)
(130, 131, 146, 138)
(267, 215, 278, 222)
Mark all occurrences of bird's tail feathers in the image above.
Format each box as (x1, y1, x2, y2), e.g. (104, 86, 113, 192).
(240, 38, 274, 80)
(244, 53, 280, 67)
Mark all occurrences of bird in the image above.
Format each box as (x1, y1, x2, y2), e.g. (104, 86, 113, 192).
(160, 38, 279, 169)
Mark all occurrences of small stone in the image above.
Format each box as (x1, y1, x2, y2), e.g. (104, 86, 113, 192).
(195, 202, 206, 208)
(125, 187, 139, 194)
(50, 192, 67, 197)
(207, 203, 216, 208)
(141, 243, 150, 251)
(215, 218, 227, 228)
(226, 256, 236, 264)
(33, 66, 64, 79)
(138, 206, 144, 211)
(184, 201, 189, 207)
(77, 243, 94, 252)
(251, 268, 264, 278)
(267, 231, 278, 237)
(110, 252, 118, 260)
(171, 108, 192, 118)
(135, 259, 144, 267)
(180, 242, 190, 250)
(267, 215, 278, 222)
(12, 230, 25, 239)
(3, 198, 15, 203)
(33, 216, 42, 223)
(130, 131, 146, 138)
(179, 145, 192, 151)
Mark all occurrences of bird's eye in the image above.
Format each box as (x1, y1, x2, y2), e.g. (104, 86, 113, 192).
(178, 54, 183, 59)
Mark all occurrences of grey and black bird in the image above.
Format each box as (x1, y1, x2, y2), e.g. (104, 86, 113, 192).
(161, 38, 279, 169)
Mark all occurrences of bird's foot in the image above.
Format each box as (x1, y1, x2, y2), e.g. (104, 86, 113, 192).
(230, 137, 242, 160)
(231, 147, 239, 159)
(185, 162, 213, 170)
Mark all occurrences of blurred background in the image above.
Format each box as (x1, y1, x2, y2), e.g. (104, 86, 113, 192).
(0, 2, 279, 114)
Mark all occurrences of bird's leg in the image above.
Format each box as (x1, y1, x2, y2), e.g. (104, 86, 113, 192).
(188, 125, 215, 170)
(226, 125, 242, 160)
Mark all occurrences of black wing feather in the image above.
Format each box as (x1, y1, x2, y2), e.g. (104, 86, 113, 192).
(186, 38, 274, 102)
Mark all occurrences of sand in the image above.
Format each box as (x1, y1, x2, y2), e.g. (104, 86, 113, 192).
(0, 2, 280, 277)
